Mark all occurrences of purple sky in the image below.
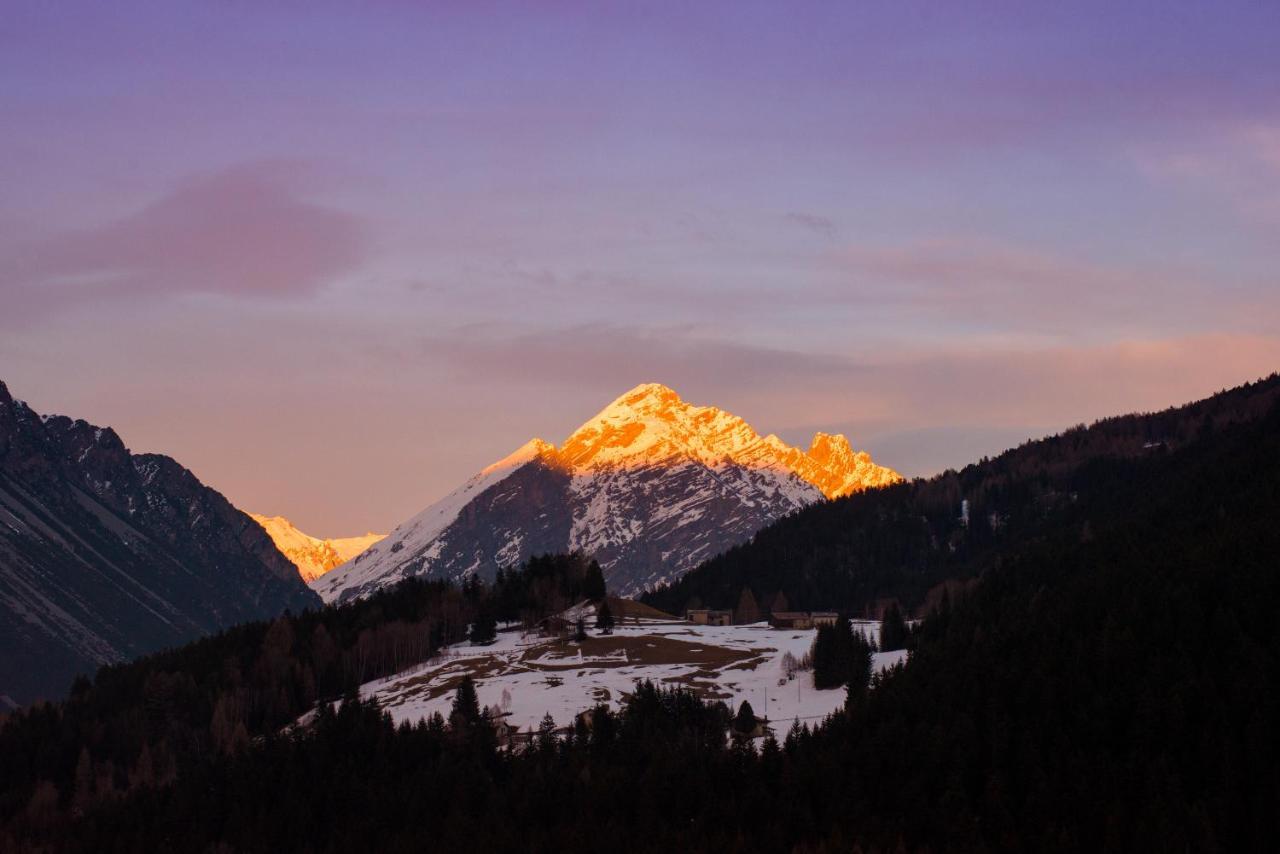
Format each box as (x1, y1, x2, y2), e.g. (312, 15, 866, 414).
(3, 1, 1279, 535)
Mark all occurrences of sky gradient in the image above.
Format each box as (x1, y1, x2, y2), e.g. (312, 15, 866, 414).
(3, 1, 1279, 535)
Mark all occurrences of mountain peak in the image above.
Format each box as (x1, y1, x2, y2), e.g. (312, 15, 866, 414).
(808, 432, 854, 464)
(315, 382, 901, 602)
(250, 513, 386, 583)
(603, 382, 686, 415)
(622, 381, 680, 399)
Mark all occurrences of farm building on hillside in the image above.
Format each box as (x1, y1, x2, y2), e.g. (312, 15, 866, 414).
(537, 614, 573, 637)
(733, 714, 773, 739)
(484, 710, 519, 748)
(768, 611, 839, 630)
(686, 608, 733, 626)
(574, 706, 609, 733)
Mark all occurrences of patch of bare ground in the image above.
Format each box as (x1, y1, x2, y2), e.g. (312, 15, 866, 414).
(383, 656, 523, 706)
(528, 635, 768, 670)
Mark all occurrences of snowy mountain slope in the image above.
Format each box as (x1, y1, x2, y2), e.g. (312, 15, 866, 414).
(314, 383, 900, 603)
(249, 514, 385, 582)
(0, 380, 320, 704)
(350, 616, 908, 736)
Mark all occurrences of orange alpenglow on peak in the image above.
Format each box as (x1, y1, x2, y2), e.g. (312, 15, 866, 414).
(313, 381, 901, 603)
(543, 382, 900, 497)
(250, 513, 387, 583)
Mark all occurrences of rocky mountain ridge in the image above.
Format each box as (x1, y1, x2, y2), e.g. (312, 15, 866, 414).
(314, 383, 899, 602)
(0, 380, 320, 704)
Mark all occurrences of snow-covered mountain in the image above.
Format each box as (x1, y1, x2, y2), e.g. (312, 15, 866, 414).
(250, 514, 385, 582)
(314, 383, 899, 603)
(0, 380, 320, 705)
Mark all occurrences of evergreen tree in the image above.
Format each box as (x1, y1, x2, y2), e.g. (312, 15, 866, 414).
(573, 618, 587, 643)
(769, 590, 789, 616)
(733, 700, 756, 736)
(469, 610, 497, 645)
(449, 675, 482, 728)
(844, 630, 874, 711)
(813, 617, 860, 689)
(735, 587, 762, 624)
(595, 600, 615, 634)
(880, 601, 909, 651)
(582, 560, 607, 601)
(537, 713, 557, 751)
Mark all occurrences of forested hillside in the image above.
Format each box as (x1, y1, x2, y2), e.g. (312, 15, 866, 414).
(2, 377, 1278, 851)
(646, 374, 1280, 618)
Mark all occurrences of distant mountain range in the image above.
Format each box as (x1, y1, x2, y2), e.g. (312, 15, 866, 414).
(249, 514, 385, 582)
(314, 383, 899, 602)
(0, 380, 320, 704)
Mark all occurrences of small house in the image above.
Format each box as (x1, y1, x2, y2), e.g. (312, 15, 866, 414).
(769, 611, 814, 629)
(768, 611, 841, 630)
(536, 614, 572, 637)
(574, 706, 608, 733)
(686, 608, 733, 626)
(484, 710, 519, 749)
(734, 715, 772, 740)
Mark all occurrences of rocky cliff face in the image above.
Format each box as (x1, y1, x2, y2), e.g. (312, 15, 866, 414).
(315, 383, 900, 602)
(0, 380, 320, 704)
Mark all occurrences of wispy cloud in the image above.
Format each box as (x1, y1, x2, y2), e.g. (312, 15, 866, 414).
(1134, 123, 1280, 225)
(417, 323, 857, 395)
(820, 236, 1271, 337)
(784, 212, 836, 239)
(1, 161, 366, 325)
(416, 321, 1280, 443)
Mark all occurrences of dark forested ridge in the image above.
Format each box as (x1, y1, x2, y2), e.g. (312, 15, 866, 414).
(2, 376, 1279, 851)
(645, 373, 1280, 619)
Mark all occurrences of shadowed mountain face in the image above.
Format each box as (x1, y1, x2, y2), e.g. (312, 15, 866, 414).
(315, 383, 899, 603)
(0, 380, 320, 704)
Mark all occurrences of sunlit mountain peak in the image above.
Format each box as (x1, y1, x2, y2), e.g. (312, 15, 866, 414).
(250, 514, 386, 583)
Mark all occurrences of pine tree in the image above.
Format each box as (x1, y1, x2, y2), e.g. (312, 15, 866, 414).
(582, 560, 607, 601)
(845, 630, 874, 712)
(596, 600, 615, 634)
(735, 587, 762, 624)
(450, 675, 482, 728)
(469, 610, 497, 645)
(880, 602, 909, 651)
(733, 700, 757, 736)
(573, 618, 588, 643)
(537, 713, 558, 751)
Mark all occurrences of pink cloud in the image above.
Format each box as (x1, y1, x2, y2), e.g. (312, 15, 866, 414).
(2, 161, 366, 325)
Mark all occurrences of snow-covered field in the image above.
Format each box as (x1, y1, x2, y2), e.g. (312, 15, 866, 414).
(359, 618, 908, 735)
